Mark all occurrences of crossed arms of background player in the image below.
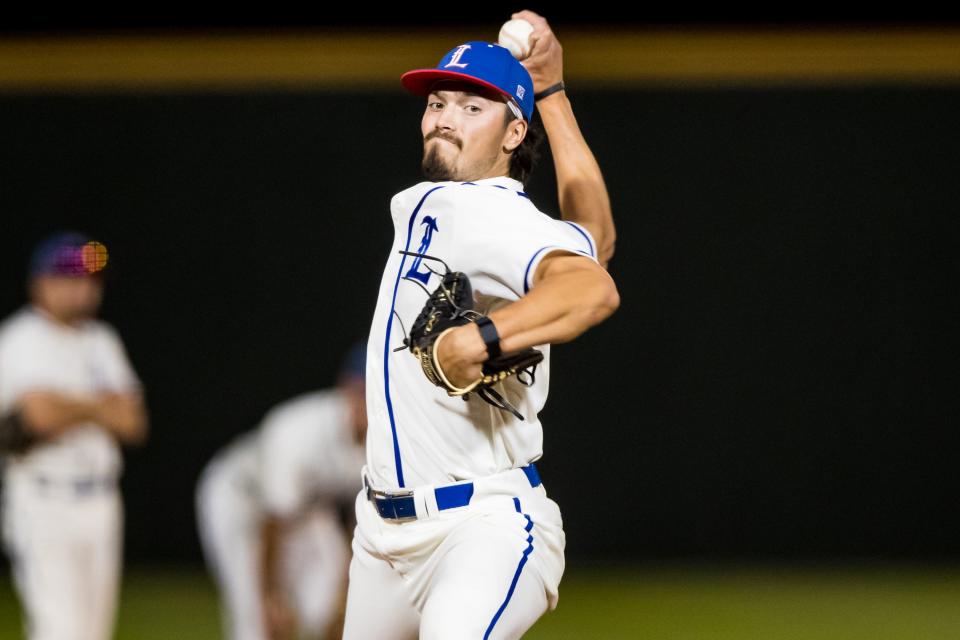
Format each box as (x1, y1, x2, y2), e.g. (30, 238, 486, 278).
(17, 389, 147, 446)
(438, 9, 620, 388)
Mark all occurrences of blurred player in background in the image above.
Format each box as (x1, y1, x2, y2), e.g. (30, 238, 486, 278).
(0, 231, 148, 640)
(196, 343, 368, 640)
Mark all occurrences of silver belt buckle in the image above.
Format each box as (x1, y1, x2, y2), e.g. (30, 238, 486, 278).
(364, 475, 417, 521)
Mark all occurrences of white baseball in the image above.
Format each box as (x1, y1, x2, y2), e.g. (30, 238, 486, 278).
(498, 18, 534, 60)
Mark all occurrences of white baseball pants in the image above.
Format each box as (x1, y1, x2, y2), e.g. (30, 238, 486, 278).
(342, 467, 566, 640)
(1, 477, 122, 640)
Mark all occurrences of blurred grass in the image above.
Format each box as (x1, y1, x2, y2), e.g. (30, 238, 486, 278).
(0, 563, 958, 639)
(527, 563, 960, 640)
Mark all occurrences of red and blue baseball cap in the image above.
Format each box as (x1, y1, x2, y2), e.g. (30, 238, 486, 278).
(401, 41, 534, 122)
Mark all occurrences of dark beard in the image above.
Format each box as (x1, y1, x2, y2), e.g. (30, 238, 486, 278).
(421, 144, 456, 181)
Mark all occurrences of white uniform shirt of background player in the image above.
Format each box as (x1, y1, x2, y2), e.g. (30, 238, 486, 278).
(0, 232, 148, 640)
(196, 343, 368, 640)
(343, 11, 619, 640)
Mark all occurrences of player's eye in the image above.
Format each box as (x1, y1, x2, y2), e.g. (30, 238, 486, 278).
(427, 101, 443, 110)
(465, 104, 481, 113)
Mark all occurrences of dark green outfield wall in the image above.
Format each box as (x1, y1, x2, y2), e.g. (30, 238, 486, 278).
(0, 87, 956, 561)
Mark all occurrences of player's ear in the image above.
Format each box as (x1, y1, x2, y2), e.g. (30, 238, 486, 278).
(503, 117, 527, 153)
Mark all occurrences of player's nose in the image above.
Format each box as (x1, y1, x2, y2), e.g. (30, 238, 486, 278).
(433, 105, 459, 131)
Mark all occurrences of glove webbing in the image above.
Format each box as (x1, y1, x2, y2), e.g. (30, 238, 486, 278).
(468, 361, 539, 421)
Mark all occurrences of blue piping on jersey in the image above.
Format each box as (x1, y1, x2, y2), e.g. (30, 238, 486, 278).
(384, 184, 448, 488)
(524, 246, 593, 294)
(460, 181, 529, 198)
(523, 246, 555, 294)
(483, 498, 535, 640)
(563, 221, 596, 257)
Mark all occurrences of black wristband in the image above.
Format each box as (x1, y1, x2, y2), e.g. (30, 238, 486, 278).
(474, 316, 502, 360)
(534, 81, 565, 102)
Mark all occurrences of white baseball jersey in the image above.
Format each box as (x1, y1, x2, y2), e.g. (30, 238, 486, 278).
(258, 389, 366, 516)
(0, 305, 141, 482)
(364, 175, 598, 489)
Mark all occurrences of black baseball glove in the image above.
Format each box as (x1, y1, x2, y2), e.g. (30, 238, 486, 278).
(396, 250, 542, 421)
(0, 410, 36, 455)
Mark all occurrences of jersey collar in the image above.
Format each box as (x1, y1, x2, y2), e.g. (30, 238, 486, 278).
(465, 175, 525, 192)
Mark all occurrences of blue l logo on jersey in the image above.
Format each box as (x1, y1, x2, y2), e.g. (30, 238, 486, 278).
(404, 216, 439, 285)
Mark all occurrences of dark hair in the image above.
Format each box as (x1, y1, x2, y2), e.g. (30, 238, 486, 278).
(503, 106, 544, 186)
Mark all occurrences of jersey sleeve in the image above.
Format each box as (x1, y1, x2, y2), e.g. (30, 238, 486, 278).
(0, 331, 49, 412)
(435, 185, 599, 300)
(96, 324, 142, 392)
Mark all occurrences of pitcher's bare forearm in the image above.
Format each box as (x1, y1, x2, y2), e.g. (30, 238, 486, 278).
(514, 7, 617, 269)
(537, 92, 617, 268)
(436, 253, 620, 386)
(489, 255, 619, 351)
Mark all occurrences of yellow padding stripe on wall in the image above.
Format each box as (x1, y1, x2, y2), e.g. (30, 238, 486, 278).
(1, 28, 959, 90)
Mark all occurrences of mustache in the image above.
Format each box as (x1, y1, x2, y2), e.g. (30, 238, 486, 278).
(425, 131, 461, 148)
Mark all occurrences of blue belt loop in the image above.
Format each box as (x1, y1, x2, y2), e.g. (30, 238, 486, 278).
(522, 463, 541, 488)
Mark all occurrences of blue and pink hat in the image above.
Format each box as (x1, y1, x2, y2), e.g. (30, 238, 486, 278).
(29, 231, 109, 278)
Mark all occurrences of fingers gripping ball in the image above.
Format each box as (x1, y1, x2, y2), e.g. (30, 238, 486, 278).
(498, 18, 535, 60)
(400, 254, 543, 421)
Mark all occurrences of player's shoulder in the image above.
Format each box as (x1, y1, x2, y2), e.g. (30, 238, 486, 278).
(268, 388, 338, 415)
(0, 306, 30, 337)
(260, 388, 341, 435)
(0, 306, 48, 350)
(68, 317, 129, 356)
(85, 317, 124, 341)
(211, 428, 260, 469)
(554, 220, 599, 260)
(258, 390, 347, 465)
